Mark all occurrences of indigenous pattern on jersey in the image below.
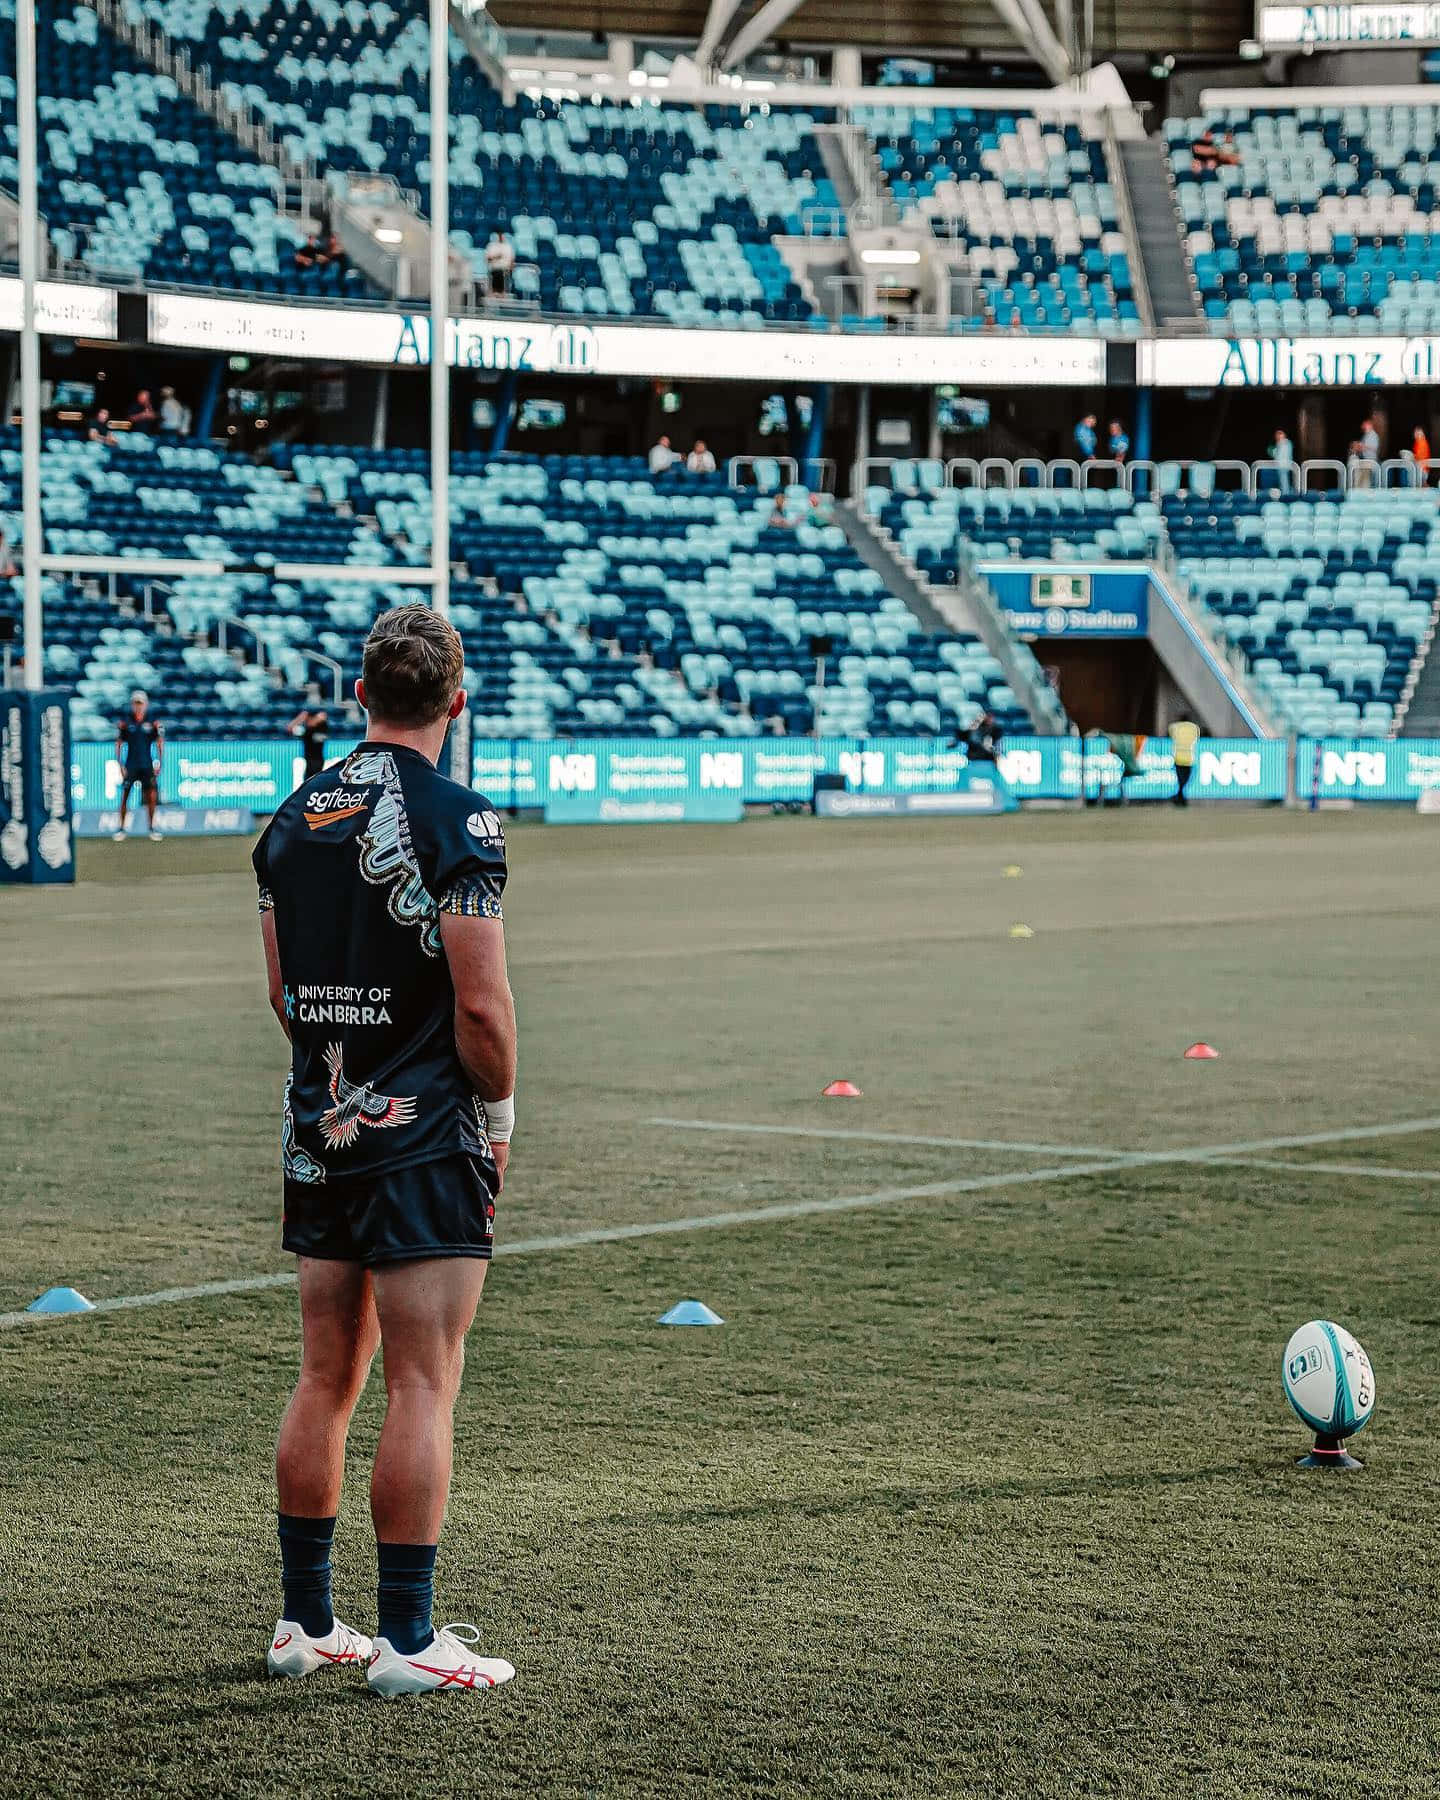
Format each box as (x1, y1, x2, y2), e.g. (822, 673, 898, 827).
(254, 743, 506, 1183)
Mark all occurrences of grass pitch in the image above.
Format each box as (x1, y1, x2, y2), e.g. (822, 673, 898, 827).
(3, 808, 1440, 1797)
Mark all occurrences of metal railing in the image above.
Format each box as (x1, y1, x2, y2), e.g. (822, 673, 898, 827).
(856, 455, 1440, 499)
(1102, 110, 1154, 335)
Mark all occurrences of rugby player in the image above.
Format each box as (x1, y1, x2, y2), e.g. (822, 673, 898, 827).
(253, 605, 517, 1697)
(114, 690, 163, 840)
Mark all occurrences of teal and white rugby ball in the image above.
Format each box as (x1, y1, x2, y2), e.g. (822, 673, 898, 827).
(1282, 1320, 1376, 1439)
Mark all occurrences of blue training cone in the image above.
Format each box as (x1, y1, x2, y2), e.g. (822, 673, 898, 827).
(659, 1299, 724, 1327)
(27, 1286, 95, 1315)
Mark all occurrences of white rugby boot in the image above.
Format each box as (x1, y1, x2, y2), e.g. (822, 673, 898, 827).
(267, 1616, 373, 1679)
(366, 1623, 515, 1698)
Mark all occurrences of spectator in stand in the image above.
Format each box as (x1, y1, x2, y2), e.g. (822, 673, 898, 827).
(1216, 131, 1241, 166)
(647, 434, 678, 475)
(128, 389, 158, 432)
(294, 233, 323, 270)
(1410, 424, 1432, 486)
(1108, 419, 1130, 464)
(323, 232, 344, 268)
(1073, 414, 1098, 461)
(767, 497, 794, 530)
(686, 439, 717, 475)
(158, 386, 185, 433)
(1262, 427, 1295, 491)
(484, 232, 516, 298)
(1360, 416, 1381, 462)
(88, 406, 116, 445)
(809, 490, 835, 526)
(1191, 128, 1219, 171)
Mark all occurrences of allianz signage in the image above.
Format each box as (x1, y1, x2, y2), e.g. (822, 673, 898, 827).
(1147, 335, 1440, 388)
(1258, 2, 1440, 45)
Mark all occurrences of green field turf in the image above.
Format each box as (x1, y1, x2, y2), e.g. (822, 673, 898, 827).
(3, 808, 1439, 1797)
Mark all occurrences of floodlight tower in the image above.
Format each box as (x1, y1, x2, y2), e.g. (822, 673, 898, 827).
(430, 0, 450, 618)
(17, 0, 42, 687)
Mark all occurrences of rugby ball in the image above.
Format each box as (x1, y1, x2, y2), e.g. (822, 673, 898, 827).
(1282, 1320, 1376, 1439)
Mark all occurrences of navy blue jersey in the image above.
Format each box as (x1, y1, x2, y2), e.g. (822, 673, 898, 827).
(253, 742, 507, 1184)
(118, 716, 161, 775)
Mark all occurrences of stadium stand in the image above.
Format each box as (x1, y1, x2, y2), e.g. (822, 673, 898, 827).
(0, 0, 375, 296)
(0, 430, 1034, 741)
(857, 104, 1141, 334)
(865, 466, 1162, 582)
(1170, 103, 1440, 333)
(1162, 484, 1431, 734)
(120, 0, 835, 322)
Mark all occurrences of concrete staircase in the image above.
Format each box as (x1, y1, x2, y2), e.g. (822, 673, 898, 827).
(839, 502, 1069, 734)
(1396, 607, 1440, 734)
(1118, 137, 1203, 328)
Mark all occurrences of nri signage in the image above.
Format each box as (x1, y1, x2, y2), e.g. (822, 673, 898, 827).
(1258, 2, 1440, 45)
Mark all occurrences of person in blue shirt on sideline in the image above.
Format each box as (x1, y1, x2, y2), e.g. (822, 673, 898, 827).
(1073, 414, 1098, 460)
(113, 689, 163, 841)
(1108, 420, 1130, 464)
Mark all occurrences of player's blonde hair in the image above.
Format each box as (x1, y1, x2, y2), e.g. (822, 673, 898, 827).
(361, 605, 464, 727)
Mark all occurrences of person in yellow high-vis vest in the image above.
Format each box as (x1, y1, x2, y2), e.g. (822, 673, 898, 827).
(1171, 719, 1200, 807)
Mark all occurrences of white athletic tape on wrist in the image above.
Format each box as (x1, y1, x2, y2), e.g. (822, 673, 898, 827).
(482, 1095, 515, 1144)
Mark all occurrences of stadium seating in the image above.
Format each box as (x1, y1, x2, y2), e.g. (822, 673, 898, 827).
(867, 468, 1162, 583)
(1162, 486, 1431, 733)
(0, 430, 1033, 741)
(856, 105, 1141, 334)
(1171, 104, 1440, 333)
(124, 0, 834, 322)
(0, 1, 375, 296)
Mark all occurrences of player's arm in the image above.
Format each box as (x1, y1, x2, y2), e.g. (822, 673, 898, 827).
(152, 723, 163, 771)
(438, 912, 516, 1185)
(260, 907, 290, 1042)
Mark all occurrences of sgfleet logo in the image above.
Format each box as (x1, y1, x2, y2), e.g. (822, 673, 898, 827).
(548, 752, 597, 794)
(838, 749, 886, 789)
(302, 788, 370, 829)
(1197, 749, 1262, 788)
(699, 751, 744, 791)
(1321, 748, 1387, 789)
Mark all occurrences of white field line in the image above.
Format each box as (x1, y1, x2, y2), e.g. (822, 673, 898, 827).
(4, 1114, 1440, 1332)
(1208, 1156, 1440, 1183)
(647, 1118, 1129, 1157)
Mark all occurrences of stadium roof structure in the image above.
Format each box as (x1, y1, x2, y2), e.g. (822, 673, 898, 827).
(492, 0, 1251, 62)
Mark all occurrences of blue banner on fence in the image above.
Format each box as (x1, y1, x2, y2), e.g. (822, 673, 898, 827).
(64, 732, 1289, 816)
(1298, 738, 1440, 801)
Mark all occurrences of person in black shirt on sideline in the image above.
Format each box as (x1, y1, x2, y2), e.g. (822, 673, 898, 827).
(288, 686, 330, 780)
(254, 606, 518, 1698)
(114, 689, 163, 840)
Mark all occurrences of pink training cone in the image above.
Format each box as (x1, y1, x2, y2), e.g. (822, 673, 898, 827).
(822, 1079, 863, 1098)
(1184, 1042, 1220, 1060)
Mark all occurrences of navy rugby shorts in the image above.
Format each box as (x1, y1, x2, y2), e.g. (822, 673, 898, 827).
(283, 1155, 497, 1265)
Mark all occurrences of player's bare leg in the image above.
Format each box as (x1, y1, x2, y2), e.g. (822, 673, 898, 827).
(114, 783, 130, 841)
(145, 783, 161, 841)
(277, 1258, 378, 1516)
(366, 1257, 513, 1696)
(371, 1257, 485, 1540)
(267, 1258, 379, 1680)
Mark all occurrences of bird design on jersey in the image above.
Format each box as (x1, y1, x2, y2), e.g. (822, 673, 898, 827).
(319, 1043, 419, 1150)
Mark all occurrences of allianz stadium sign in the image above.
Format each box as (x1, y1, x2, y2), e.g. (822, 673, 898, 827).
(1144, 335, 1440, 387)
(1257, 3, 1440, 46)
(12, 278, 1440, 390)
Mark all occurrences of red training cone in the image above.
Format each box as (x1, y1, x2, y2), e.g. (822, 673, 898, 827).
(822, 1079, 863, 1098)
(1184, 1042, 1220, 1060)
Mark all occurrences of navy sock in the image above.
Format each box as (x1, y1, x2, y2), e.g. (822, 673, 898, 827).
(277, 1513, 336, 1638)
(377, 1543, 438, 1655)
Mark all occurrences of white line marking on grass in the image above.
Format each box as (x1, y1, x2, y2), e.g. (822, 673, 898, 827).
(7, 1114, 1440, 1333)
(648, 1118, 1128, 1158)
(1212, 1157, 1440, 1183)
